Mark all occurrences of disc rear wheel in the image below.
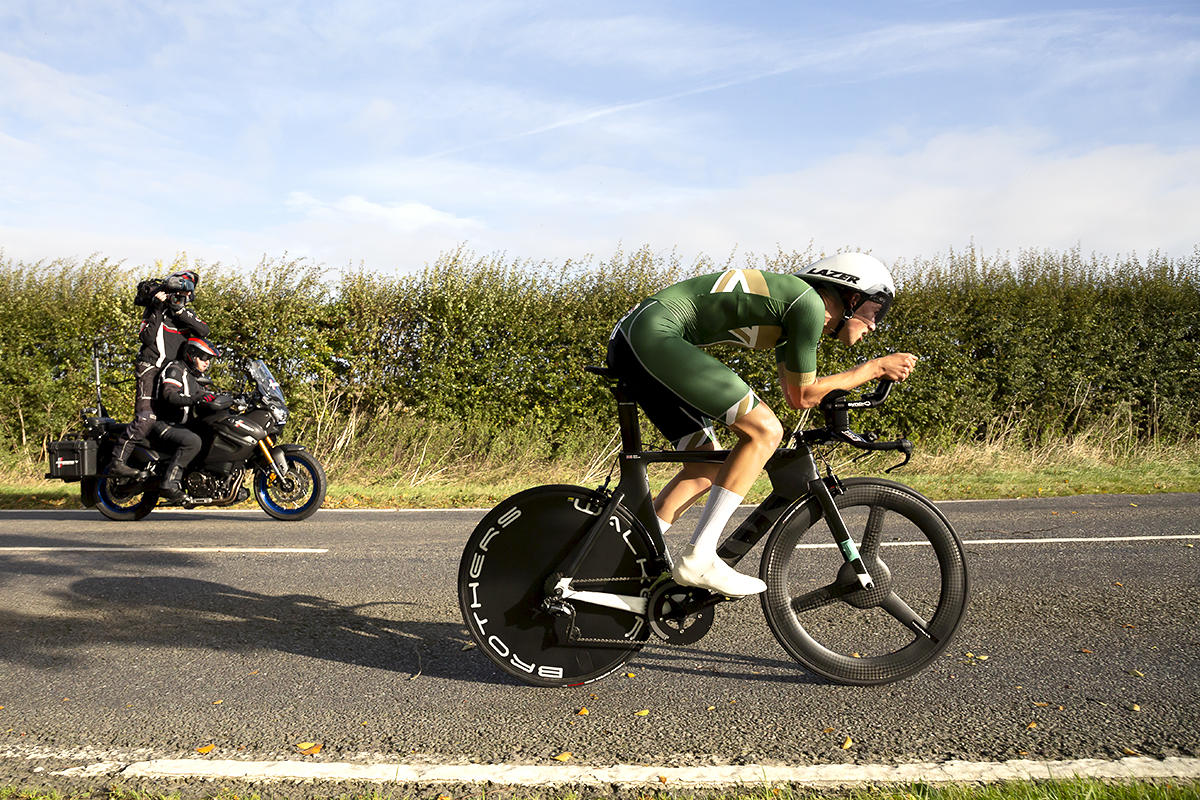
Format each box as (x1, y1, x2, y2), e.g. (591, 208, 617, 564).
(459, 485, 663, 687)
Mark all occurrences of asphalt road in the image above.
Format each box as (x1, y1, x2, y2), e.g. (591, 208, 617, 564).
(2, 493, 1197, 784)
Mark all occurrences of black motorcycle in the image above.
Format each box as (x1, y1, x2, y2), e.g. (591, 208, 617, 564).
(47, 356, 327, 521)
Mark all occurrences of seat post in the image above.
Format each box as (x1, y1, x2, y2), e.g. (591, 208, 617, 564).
(610, 383, 643, 454)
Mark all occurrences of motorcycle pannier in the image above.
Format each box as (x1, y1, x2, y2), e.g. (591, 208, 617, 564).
(46, 437, 98, 479)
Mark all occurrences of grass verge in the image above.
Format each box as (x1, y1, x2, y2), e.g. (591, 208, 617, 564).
(3, 431, 1197, 511)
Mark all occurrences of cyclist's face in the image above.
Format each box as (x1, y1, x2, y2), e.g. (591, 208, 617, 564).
(839, 315, 875, 346)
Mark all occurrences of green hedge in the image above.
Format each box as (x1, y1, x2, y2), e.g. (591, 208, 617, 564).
(1, 244, 1197, 460)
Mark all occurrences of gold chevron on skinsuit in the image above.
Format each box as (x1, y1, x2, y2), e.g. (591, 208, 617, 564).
(712, 269, 769, 297)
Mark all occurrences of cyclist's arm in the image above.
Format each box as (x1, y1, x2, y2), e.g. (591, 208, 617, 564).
(779, 353, 918, 410)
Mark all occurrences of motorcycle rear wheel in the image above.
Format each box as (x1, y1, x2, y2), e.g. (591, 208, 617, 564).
(254, 450, 326, 521)
(92, 473, 159, 521)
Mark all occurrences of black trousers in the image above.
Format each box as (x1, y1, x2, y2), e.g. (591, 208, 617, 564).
(113, 361, 161, 461)
(150, 421, 202, 472)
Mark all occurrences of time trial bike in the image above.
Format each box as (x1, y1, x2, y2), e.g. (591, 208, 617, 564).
(458, 368, 970, 687)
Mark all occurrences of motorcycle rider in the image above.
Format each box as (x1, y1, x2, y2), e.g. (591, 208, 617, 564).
(110, 270, 209, 477)
(151, 336, 225, 499)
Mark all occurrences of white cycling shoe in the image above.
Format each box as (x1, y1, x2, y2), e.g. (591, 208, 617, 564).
(671, 545, 767, 598)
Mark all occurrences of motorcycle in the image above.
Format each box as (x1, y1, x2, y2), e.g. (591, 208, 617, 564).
(46, 352, 327, 521)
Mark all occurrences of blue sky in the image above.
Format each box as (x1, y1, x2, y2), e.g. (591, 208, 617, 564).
(1, 1, 1197, 274)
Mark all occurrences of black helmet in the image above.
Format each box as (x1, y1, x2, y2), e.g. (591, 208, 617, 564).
(164, 270, 199, 303)
(183, 337, 220, 370)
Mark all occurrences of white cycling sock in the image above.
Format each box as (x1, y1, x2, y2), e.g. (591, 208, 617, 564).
(656, 515, 673, 535)
(687, 486, 744, 553)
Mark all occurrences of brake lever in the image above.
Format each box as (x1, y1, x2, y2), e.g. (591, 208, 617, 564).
(884, 440, 914, 474)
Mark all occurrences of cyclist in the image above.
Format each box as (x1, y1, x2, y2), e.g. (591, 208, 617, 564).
(150, 337, 223, 499)
(110, 270, 209, 477)
(606, 253, 917, 597)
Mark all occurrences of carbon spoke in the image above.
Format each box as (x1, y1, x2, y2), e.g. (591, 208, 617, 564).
(860, 503, 887, 558)
(791, 580, 854, 614)
(880, 591, 937, 643)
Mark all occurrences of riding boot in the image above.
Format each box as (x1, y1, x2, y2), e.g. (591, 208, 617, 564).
(108, 441, 141, 477)
(159, 464, 186, 499)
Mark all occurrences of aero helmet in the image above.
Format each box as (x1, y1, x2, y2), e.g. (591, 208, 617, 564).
(796, 253, 896, 337)
(183, 337, 220, 370)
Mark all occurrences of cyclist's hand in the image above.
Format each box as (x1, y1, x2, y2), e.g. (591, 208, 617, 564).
(877, 353, 918, 382)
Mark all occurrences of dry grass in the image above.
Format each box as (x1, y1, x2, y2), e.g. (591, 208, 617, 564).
(3, 409, 1197, 511)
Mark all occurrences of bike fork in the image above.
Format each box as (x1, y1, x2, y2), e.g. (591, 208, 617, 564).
(810, 477, 874, 590)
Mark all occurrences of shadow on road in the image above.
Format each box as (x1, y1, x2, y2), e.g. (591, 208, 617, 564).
(0, 573, 503, 683)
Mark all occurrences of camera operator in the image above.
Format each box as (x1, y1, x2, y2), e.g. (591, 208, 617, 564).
(110, 270, 210, 477)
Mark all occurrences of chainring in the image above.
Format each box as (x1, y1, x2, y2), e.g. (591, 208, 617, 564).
(648, 581, 717, 645)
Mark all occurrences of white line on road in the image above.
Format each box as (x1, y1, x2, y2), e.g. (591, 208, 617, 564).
(0, 547, 328, 553)
(45, 755, 1200, 788)
(794, 534, 1200, 549)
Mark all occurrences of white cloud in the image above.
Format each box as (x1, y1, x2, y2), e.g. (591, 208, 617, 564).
(285, 192, 480, 236)
(4, 129, 1195, 274)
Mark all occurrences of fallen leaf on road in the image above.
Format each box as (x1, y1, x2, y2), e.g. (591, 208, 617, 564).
(659, 775, 668, 784)
(635, 709, 650, 716)
(1027, 722, 1038, 729)
(1123, 747, 1140, 756)
(1127, 669, 1144, 677)
(553, 752, 572, 761)
(195, 744, 216, 754)
(577, 707, 589, 716)
(212, 700, 223, 705)
(841, 737, 853, 750)
(296, 742, 322, 755)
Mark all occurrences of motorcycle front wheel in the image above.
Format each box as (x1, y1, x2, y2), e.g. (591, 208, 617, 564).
(92, 473, 159, 521)
(254, 449, 326, 521)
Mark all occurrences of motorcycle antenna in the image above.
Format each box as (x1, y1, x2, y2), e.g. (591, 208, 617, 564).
(92, 340, 108, 417)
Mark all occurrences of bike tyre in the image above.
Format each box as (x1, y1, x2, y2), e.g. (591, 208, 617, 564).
(92, 474, 159, 521)
(759, 478, 969, 685)
(459, 485, 662, 687)
(253, 449, 327, 521)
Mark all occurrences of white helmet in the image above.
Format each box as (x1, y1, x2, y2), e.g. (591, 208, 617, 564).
(796, 253, 896, 335)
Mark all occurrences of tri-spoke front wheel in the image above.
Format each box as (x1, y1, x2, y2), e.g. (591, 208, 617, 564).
(760, 478, 969, 685)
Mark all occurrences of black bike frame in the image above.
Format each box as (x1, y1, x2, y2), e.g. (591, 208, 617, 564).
(567, 371, 875, 590)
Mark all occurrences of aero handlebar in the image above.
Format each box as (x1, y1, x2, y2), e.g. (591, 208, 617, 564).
(797, 380, 913, 471)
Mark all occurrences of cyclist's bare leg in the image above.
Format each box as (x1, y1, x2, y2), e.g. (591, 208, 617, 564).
(653, 404, 784, 523)
(654, 451, 720, 526)
(712, 403, 784, 497)
(670, 404, 783, 596)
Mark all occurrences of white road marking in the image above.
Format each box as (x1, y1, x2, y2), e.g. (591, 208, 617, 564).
(0, 547, 328, 553)
(39, 755, 1200, 787)
(794, 534, 1200, 549)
